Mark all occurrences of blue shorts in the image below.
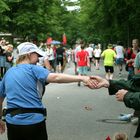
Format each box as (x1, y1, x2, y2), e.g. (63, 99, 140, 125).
(77, 66, 88, 75)
(116, 58, 124, 65)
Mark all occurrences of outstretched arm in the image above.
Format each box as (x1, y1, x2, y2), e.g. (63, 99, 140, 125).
(46, 73, 95, 89)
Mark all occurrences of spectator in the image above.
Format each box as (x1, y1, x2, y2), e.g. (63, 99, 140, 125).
(120, 39, 140, 122)
(0, 39, 7, 78)
(124, 39, 139, 80)
(112, 132, 128, 140)
(90, 74, 140, 138)
(5, 44, 14, 71)
(134, 49, 140, 75)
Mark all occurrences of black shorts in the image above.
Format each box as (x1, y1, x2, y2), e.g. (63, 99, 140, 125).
(56, 57, 63, 66)
(6, 120, 48, 140)
(49, 60, 55, 68)
(94, 57, 100, 60)
(89, 58, 93, 63)
(104, 66, 114, 73)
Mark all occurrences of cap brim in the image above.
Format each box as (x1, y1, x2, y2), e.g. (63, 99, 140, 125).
(35, 49, 46, 57)
(18, 49, 45, 57)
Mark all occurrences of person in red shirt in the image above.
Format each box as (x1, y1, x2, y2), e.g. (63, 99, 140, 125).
(125, 39, 140, 80)
(76, 43, 90, 86)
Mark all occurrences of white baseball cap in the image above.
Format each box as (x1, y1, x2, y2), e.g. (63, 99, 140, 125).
(17, 42, 45, 57)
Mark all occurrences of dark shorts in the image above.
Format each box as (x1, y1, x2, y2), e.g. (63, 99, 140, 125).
(56, 57, 63, 66)
(73, 61, 77, 67)
(104, 66, 114, 73)
(116, 58, 124, 65)
(89, 58, 93, 63)
(49, 60, 55, 68)
(6, 120, 48, 140)
(94, 57, 100, 60)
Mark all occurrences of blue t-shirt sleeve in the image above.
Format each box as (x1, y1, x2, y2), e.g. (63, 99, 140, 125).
(32, 65, 50, 84)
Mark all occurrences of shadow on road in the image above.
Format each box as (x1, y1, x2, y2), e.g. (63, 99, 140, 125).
(97, 118, 130, 124)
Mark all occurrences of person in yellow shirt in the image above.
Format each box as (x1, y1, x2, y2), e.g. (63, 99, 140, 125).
(101, 44, 116, 80)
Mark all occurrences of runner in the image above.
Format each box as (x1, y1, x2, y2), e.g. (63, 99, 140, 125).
(76, 43, 89, 86)
(101, 44, 116, 80)
(114, 41, 125, 76)
(0, 42, 95, 140)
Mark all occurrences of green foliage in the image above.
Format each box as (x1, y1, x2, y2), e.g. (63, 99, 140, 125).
(0, 0, 10, 29)
(78, 0, 140, 46)
(0, 0, 9, 13)
(0, 0, 140, 47)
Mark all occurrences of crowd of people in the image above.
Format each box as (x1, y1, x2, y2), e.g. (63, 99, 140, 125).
(0, 37, 140, 139)
(0, 38, 14, 79)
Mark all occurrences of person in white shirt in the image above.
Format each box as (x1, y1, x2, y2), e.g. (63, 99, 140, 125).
(85, 44, 94, 71)
(46, 44, 55, 72)
(72, 43, 81, 75)
(114, 41, 125, 76)
(94, 45, 102, 70)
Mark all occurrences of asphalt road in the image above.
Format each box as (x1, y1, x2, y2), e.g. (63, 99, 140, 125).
(0, 60, 139, 140)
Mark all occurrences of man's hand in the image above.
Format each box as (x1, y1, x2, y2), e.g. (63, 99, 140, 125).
(115, 89, 128, 102)
(84, 76, 109, 89)
(82, 76, 98, 89)
(89, 76, 109, 89)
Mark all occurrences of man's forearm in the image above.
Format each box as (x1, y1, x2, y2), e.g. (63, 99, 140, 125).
(108, 80, 130, 95)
